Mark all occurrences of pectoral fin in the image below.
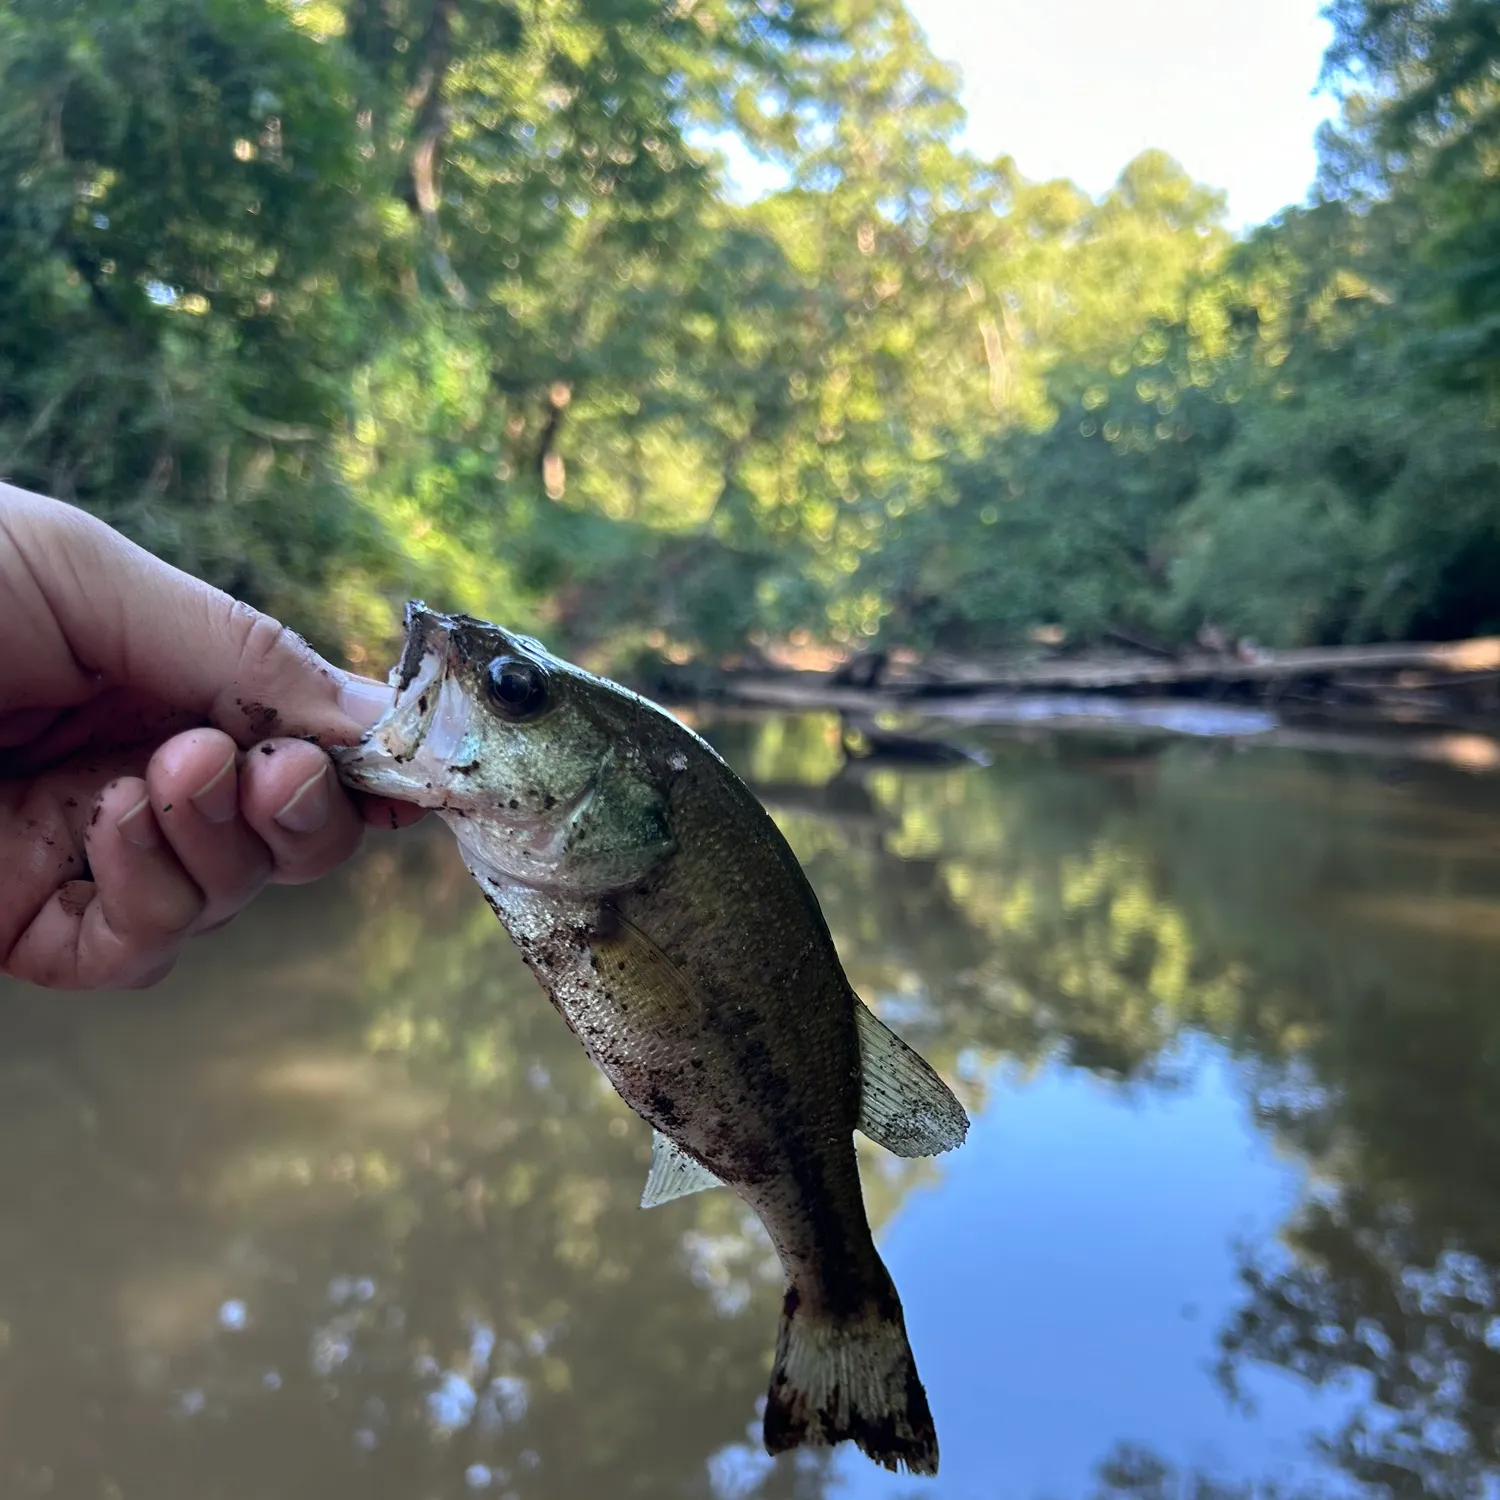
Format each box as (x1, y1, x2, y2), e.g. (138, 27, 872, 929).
(641, 1129, 725, 1208)
(588, 905, 704, 1026)
(854, 1000, 969, 1158)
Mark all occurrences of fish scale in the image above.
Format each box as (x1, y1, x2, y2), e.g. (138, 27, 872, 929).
(333, 602, 970, 1475)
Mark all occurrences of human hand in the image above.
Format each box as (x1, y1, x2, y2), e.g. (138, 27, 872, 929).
(0, 483, 424, 990)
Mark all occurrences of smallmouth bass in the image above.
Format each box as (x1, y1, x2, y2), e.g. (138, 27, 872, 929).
(333, 604, 969, 1475)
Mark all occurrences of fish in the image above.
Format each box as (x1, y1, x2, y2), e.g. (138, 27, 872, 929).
(331, 603, 969, 1475)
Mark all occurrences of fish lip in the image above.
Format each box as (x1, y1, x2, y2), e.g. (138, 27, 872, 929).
(394, 599, 450, 692)
(329, 602, 454, 791)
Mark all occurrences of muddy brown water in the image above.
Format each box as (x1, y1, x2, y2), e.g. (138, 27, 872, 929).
(4, 713, 1500, 1500)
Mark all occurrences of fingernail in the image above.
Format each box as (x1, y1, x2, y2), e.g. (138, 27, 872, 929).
(118, 795, 159, 849)
(338, 675, 395, 730)
(190, 752, 239, 824)
(275, 767, 330, 834)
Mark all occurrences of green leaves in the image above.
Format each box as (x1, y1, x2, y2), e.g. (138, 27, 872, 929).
(3, 0, 1497, 666)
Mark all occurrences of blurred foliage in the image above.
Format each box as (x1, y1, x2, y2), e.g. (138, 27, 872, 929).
(10, 0, 1498, 663)
(1087, 1442, 1312, 1500)
(1320, 0, 1500, 394)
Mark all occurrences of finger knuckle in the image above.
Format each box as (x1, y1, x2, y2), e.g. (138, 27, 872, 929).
(232, 607, 314, 683)
(138, 881, 206, 940)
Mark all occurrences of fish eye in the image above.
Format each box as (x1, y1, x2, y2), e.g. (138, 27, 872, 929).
(485, 655, 549, 720)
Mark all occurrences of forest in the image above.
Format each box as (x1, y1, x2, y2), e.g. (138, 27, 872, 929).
(2, 0, 1498, 675)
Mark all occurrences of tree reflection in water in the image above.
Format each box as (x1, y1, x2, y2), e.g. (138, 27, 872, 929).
(2, 714, 1499, 1497)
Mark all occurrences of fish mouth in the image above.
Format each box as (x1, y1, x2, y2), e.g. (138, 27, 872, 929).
(331, 601, 472, 805)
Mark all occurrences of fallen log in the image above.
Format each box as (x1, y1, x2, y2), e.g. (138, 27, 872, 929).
(711, 678, 1500, 773)
(903, 637, 1500, 692)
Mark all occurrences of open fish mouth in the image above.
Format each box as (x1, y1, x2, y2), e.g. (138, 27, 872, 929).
(331, 602, 474, 804)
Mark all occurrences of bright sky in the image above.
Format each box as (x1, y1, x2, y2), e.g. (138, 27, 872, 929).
(718, 0, 1340, 230)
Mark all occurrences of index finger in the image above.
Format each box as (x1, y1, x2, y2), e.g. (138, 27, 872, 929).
(0, 483, 393, 748)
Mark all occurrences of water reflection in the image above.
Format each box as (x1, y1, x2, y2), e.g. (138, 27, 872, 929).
(2, 716, 1500, 1497)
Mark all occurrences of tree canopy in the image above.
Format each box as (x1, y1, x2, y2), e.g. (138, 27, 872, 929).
(2, 0, 1497, 667)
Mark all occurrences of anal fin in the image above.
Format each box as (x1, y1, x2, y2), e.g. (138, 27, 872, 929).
(641, 1129, 724, 1208)
(854, 1000, 969, 1158)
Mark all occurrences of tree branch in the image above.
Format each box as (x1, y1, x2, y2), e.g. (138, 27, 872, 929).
(404, 0, 470, 305)
(537, 381, 572, 498)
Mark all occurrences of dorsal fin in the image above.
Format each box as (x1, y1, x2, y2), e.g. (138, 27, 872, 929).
(854, 1000, 969, 1157)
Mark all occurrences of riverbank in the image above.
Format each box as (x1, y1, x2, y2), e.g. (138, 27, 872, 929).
(643, 635, 1500, 773)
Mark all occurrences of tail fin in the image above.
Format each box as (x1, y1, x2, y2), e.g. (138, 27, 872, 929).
(762, 1285, 938, 1476)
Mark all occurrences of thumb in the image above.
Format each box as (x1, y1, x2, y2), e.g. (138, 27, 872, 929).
(2, 484, 393, 746)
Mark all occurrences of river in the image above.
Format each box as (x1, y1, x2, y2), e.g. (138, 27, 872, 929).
(3, 712, 1498, 1499)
